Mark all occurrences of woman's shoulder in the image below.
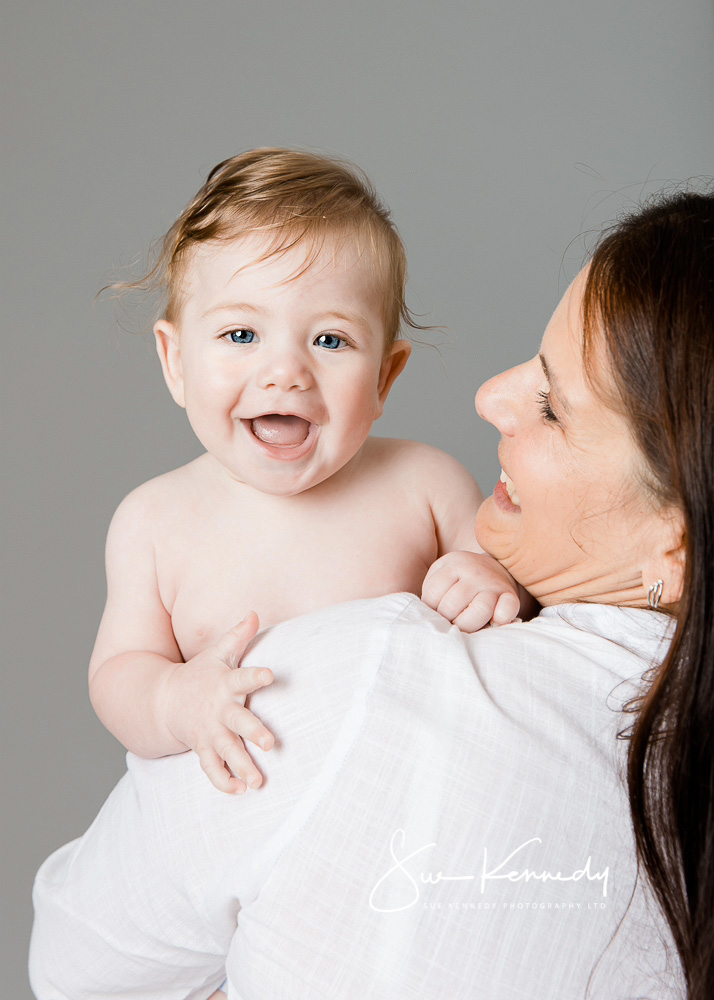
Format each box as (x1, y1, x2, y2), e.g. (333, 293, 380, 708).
(252, 592, 420, 655)
(267, 594, 672, 677)
(374, 598, 671, 749)
(535, 602, 674, 672)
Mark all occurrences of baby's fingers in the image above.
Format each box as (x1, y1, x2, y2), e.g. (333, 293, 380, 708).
(223, 703, 275, 752)
(433, 578, 481, 625)
(213, 612, 261, 670)
(198, 732, 264, 794)
(452, 593, 501, 633)
(198, 745, 248, 795)
(491, 591, 521, 626)
(421, 564, 459, 611)
(217, 733, 265, 789)
(229, 665, 274, 696)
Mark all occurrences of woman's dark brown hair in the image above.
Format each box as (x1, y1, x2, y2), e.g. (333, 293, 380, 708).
(582, 188, 714, 998)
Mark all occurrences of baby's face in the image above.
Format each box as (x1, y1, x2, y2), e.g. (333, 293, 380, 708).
(154, 234, 410, 496)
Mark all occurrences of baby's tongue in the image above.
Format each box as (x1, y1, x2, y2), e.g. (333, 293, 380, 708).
(251, 414, 310, 446)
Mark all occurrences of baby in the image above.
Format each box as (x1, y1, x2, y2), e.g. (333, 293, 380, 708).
(89, 148, 522, 794)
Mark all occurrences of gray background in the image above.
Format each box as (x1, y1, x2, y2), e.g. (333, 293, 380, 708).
(3, 1, 713, 994)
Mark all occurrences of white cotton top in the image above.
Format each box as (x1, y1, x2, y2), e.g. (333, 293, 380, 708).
(30, 594, 685, 1000)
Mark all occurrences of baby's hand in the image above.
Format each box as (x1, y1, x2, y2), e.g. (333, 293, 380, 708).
(422, 551, 521, 632)
(163, 612, 275, 794)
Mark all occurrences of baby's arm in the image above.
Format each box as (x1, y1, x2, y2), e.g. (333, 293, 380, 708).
(88, 486, 275, 793)
(416, 447, 528, 631)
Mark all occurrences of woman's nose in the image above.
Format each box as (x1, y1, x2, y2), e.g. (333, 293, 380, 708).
(475, 365, 527, 436)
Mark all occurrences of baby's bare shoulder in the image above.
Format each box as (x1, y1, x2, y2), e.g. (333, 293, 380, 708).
(108, 456, 208, 543)
(366, 437, 478, 488)
(366, 439, 485, 554)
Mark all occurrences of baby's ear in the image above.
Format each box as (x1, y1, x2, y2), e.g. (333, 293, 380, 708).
(154, 320, 185, 408)
(376, 339, 412, 417)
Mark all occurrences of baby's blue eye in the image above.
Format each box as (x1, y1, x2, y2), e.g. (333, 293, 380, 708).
(226, 329, 256, 344)
(315, 333, 347, 350)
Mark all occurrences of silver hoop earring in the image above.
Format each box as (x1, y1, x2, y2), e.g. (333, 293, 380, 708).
(648, 579, 664, 610)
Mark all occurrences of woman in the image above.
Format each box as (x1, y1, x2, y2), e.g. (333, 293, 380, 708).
(30, 190, 713, 999)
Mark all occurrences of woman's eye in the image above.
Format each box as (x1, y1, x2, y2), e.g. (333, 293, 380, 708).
(536, 389, 558, 423)
(224, 329, 256, 344)
(315, 333, 348, 350)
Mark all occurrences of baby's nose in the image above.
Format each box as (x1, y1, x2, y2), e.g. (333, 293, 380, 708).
(257, 351, 314, 392)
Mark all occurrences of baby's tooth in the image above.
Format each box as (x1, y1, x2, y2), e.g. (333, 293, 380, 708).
(510, 490, 521, 506)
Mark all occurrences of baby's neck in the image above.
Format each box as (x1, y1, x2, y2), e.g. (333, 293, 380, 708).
(205, 441, 370, 507)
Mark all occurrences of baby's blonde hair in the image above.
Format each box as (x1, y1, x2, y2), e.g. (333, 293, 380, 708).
(135, 148, 420, 347)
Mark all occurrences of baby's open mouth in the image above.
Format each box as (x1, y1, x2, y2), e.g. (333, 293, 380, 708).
(250, 414, 311, 447)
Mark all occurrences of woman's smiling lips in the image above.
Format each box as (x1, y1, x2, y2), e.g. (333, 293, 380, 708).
(493, 469, 522, 513)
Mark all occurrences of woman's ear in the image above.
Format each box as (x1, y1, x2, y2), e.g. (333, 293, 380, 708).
(375, 339, 412, 418)
(154, 320, 185, 408)
(642, 508, 686, 608)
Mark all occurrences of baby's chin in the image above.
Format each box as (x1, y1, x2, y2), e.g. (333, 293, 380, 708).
(221, 464, 338, 499)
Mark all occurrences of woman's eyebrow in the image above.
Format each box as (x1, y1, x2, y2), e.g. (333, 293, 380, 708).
(539, 353, 572, 416)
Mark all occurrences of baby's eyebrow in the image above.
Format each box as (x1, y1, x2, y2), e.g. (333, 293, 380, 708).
(199, 303, 372, 336)
(317, 310, 373, 333)
(539, 353, 572, 416)
(201, 301, 259, 319)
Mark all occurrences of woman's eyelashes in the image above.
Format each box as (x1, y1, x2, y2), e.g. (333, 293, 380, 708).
(536, 389, 558, 423)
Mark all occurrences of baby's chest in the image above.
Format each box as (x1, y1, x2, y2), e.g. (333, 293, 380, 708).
(165, 504, 437, 660)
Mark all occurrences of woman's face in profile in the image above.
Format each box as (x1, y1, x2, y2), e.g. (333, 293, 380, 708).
(474, 269, 671, 607)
